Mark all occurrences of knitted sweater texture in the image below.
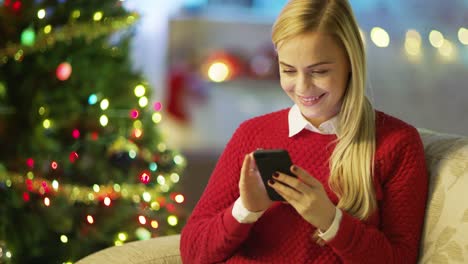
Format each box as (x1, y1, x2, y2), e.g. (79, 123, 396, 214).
(180, 109, 428, 264)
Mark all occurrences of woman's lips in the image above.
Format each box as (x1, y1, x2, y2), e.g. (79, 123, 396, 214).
(298, 93, 326, 106)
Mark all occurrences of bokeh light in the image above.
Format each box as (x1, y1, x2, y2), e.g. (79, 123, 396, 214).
(134, 84, 146, 97)
(404, 29, 422, 58)
(208, 62, 230, 82)
(100, 115, 109, 127)
(88, 94, 98, 105)
(100, 99, 109, 110)
(93, 11, 103, 21)
(458, 27, 468, 45)
(370, 27, 390, 48)
(429, 30, 444, 48)
(138, 96, 148, 107)
(37, 9, 46, 19)
(167, 215, 178, 226)
(56, 62, 72, 81)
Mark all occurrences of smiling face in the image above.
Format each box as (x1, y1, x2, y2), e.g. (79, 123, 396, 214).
(277, 31, 351, 127)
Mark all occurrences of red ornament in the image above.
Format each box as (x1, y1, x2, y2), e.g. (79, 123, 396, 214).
(26, 158, 34, 168)
(26, 179, 33, 191)
(166, 203, 176, 213)
(139, 172, 150, 184)
(69, 152, 79, 163)
(23, 192, 30, 202)
(56, 62, 72, 81)
(12, 1, 21, 12)
(91, 132, 99, 141)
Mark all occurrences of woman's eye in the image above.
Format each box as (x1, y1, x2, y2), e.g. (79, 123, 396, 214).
(312, 70, 329, 74)
(282, 70, 295, 73)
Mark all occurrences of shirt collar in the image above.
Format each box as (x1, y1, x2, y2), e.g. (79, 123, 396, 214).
(288, 104, 338, 137)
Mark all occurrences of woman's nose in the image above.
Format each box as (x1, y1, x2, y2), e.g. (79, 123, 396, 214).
(296, 74, 311, 93)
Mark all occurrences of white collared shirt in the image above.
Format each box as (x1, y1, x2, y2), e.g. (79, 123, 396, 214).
(288, 104, 338, 137)
(232, 104, 342, 242)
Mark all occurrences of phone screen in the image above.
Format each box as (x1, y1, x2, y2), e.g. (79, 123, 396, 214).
(253, 149, 294, 201)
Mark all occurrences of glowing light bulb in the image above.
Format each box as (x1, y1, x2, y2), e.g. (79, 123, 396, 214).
(139, 96, 148, 107)
(43, 119, 51, 129)
(138, 215, 147, 225)
(157, 175, 165, 185)
(100, 115, 109, 126)
(134, 85, 146, 97)
(44, 197, 51, 206)
(52, 180, 59, 191)
(151, 220, 159, 229)
(44, 25, 52, 34)
(370, 27, 390, 47)
(93, 11, 103, 21)
(93, 184, 100, 193)
(37, 9, 46, 19)
(405, 29, 422, 57)
(142, 192, 151, 202)
(72, 10, 81, 19)
(152, 113, 162, 123)
(458, 27, 468, 45)
(87, 215, 94, 224)
(104, 197, 111, 206)
(173, 155, 184, 165)
(118, 232, 127, 241)
(60, 235, 68, 243)
(167, 215, 178, 226)
(149, 162, 157, 172)
(170, 173, 180, 183)
(208, 62, 230, 82)
(51, 161, 58, 170)
(100, 99, 109, 110)
(429, 30, 444, 48)
(175, 194, 185, 203)
(88, 94, 98, 105)
(438, 40, 455, 58)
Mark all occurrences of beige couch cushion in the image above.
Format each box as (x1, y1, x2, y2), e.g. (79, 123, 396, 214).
(76, 234, 182, 264)
(418, 129, 468, 263)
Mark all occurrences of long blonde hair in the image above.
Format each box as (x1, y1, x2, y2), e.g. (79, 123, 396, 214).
(272, 0, 376, 220)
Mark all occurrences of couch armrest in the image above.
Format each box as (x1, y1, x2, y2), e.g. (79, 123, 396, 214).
(76, 234, 182, 264)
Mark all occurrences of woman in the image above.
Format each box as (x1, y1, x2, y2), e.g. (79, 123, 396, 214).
(180, 0, 428, 263)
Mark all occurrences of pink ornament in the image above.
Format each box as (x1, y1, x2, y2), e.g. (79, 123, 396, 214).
(72, 129, 80, 139)
(153, 102, 162, 111)
(51, 161, 58, 170)
(56, 62, 72, 81)
(130, 109, 139, 119)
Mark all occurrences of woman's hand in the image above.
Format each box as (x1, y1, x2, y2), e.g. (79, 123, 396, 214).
(239, 152, 273, 212)
(269, 165, 336, 231)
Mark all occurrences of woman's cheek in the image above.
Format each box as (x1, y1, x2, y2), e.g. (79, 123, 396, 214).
(280, 79, 294, 92)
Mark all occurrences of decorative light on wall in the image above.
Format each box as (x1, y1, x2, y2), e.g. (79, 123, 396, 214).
(370, 27, 390, 48)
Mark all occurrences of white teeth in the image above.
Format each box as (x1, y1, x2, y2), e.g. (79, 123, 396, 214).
(302, 96, 320, 102)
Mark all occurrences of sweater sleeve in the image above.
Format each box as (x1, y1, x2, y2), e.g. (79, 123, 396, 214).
(180, 122, 255, 264)
(327, 126, 428, 264)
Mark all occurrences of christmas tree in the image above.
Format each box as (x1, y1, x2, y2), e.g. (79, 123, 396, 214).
(0, 0, 187, 263)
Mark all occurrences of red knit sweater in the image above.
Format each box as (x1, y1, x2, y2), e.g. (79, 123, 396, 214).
(180, 109, 428, 264)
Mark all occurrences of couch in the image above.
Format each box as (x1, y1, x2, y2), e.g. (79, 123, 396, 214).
(77, 129, 468, 264)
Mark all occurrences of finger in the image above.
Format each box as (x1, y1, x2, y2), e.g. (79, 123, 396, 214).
(268, 180, 301, 202)
(290, 165, 321, 188)
(240, 154, 250, 179)
(249, 152, 258, 173)
(273, 172, 310, 194)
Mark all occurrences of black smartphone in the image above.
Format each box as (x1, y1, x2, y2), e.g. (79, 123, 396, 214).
(253, 149, 295, 201)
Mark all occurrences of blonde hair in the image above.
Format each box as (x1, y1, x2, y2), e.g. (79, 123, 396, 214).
(272, 0, 376, 220)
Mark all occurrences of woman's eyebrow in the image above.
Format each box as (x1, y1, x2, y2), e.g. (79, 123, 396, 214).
(279, 61, 333, 68)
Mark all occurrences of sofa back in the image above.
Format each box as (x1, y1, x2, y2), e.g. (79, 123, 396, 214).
(418, 129, 468, 263)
